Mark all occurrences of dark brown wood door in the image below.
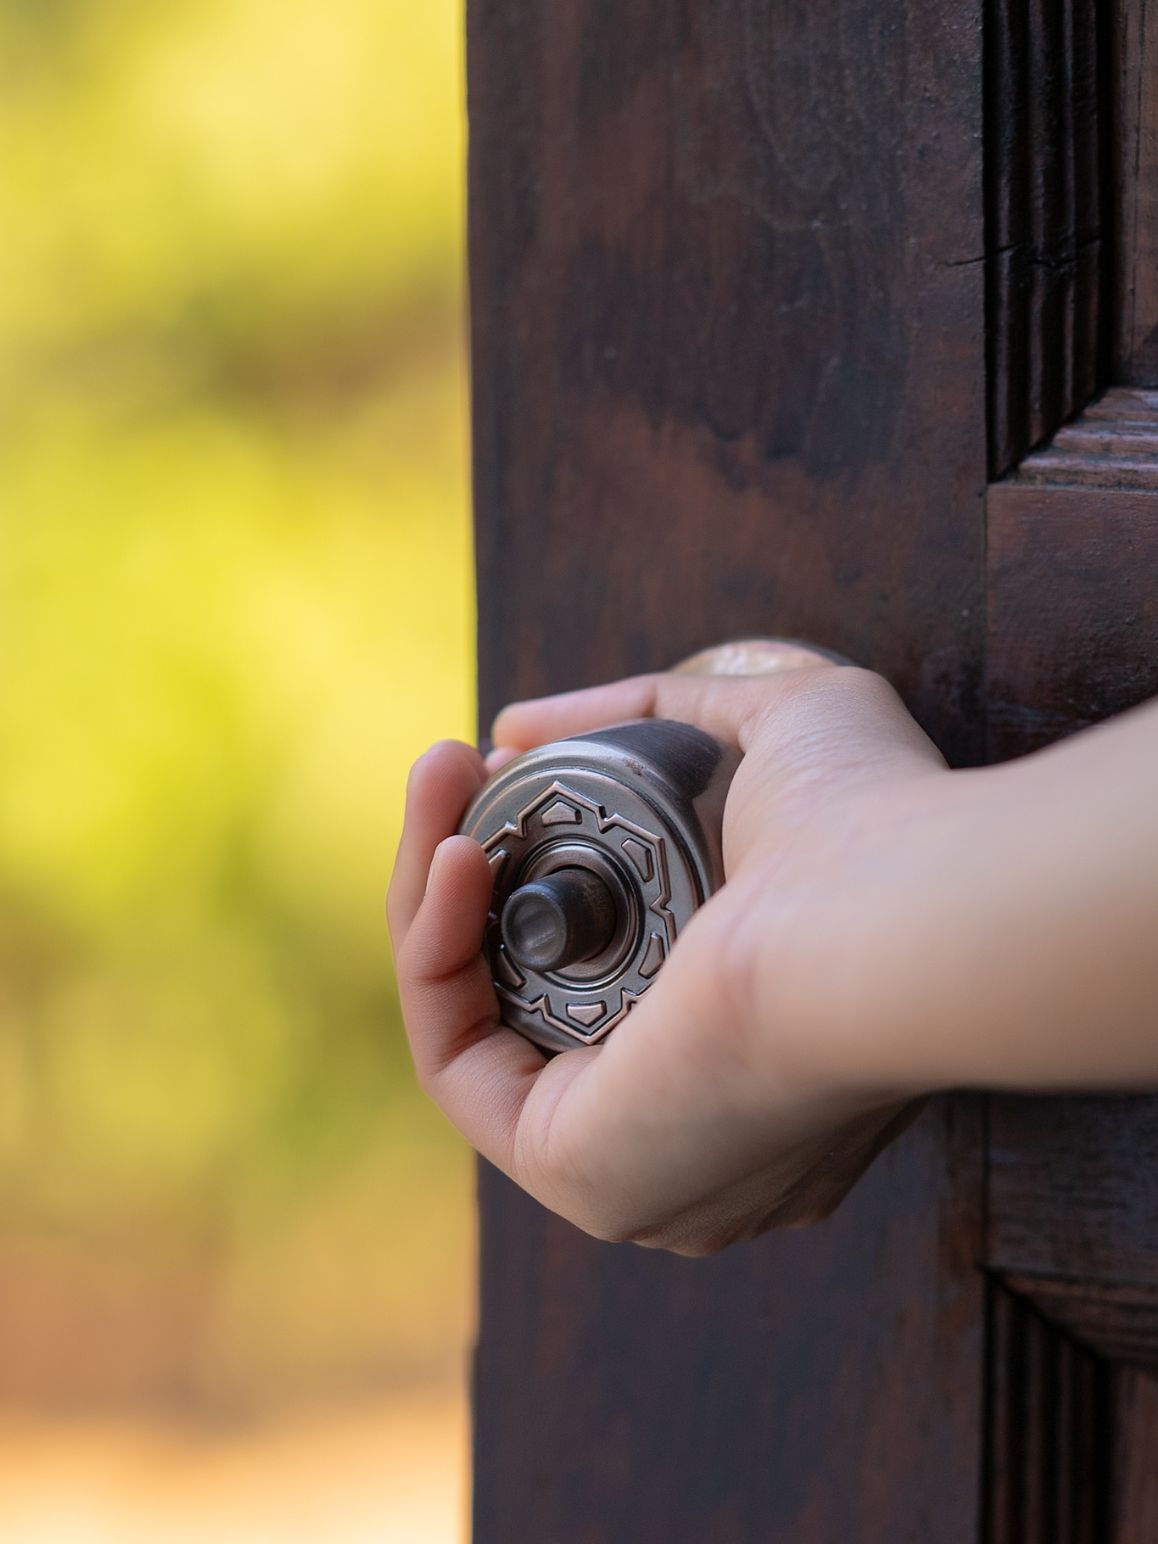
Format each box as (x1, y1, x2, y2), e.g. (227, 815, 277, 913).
(467, 3, 1158, 1539)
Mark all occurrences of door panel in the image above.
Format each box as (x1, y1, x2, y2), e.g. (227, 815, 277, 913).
(468, 0, 987, 763)
(987, 446, 1158, 758)
(474, 1112, 985, 1543)
(469, 4, 988, 1540)
(468, 0, 1158, 1537)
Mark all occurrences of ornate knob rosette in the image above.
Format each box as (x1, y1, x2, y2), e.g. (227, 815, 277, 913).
(460, 721, 737, 1054)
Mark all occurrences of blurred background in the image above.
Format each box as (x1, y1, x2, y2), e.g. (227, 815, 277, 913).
(0, 0, 473, 1538)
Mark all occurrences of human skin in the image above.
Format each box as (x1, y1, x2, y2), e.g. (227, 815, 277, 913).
(386, 653, 1158, 1256)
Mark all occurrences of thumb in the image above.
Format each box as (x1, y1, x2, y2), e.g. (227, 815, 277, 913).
(719, 664, 947, 868)
(492, 639, 846, 754)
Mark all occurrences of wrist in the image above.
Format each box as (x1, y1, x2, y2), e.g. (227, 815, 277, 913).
(740, 769, 958, 1108)
(817, 728, 1158, 1094)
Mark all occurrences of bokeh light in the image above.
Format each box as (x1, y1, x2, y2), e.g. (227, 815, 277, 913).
(0, 1, 473, 1536)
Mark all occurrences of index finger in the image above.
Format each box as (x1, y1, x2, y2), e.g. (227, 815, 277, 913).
(491, 664, 837, 755)
(387, 739, 488, 954)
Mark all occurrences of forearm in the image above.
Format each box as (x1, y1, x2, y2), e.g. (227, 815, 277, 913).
(834, 699, 1158, 1094)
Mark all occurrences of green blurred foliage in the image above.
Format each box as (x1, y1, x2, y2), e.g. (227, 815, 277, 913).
(0, 0, 474, 1407)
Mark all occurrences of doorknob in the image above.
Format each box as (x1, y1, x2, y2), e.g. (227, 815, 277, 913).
(460, 720, 739, 1053)
(463, 641, 841, 1052)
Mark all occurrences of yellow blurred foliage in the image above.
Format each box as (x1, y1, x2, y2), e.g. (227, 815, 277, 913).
(0, 0, 474, 1411)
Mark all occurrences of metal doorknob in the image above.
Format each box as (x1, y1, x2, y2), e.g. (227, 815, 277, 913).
(460, 720, 739, 1053)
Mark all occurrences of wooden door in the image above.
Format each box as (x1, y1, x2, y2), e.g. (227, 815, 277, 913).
(466, 2, 1158, 1539)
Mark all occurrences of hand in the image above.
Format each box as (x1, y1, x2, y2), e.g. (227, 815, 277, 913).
(387, 652, 949, 1255)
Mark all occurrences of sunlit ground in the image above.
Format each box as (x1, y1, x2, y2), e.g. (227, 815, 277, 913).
(0, 1390, 466, 1543)
(0, 0, 472, 1537)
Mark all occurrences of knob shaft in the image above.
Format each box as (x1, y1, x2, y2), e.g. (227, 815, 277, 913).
(501, 868, 619, 974)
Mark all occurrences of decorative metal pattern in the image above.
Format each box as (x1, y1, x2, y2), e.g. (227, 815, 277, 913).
(460, 721, 737, 1053)
(484, 776, 678, 1045)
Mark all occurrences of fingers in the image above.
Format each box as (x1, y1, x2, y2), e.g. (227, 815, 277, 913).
(740, 665, 947, 786)
(517, 898, 783, 1238)
(484, 746, 520, 776)
(395, 833, 552, 1169)
(492, 667, 836, 756)
(386, 735, 615, 1201)
(387, 740, 487, 952)
(387, 740, 548, 1172)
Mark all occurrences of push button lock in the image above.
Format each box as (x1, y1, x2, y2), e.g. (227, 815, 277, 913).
(460, 720, 739, 1054)
(501, 868, 620, 975)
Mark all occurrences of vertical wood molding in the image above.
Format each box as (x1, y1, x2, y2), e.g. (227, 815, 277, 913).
(1111, 1369, 1158, 1540)
(986, 1280, 1158, 1542)
(986, 1282, 1112, 1544)
(1111, 0, 1158, 383)
(986, 0, 1111, 477)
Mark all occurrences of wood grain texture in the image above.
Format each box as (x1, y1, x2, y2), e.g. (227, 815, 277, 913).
(989, 1096, 1158, 1284)
(468, 1, 989, 1539)
(987, 1275, 1158, 1543)
(475, 1103, 984, 1544)
(1012, 385, 1158, 484)
(1000, 1273, 1158, 1366)
(1111, 1369, 1158, 1540)
(469, 0, 988, 768)
(987, 478, 1158, 754)
(987, 393, 1158, 760)
(1111, 0, 1158, 383)
(986, 0, 1109, 477)
(986, 1283, 1111, 1544)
